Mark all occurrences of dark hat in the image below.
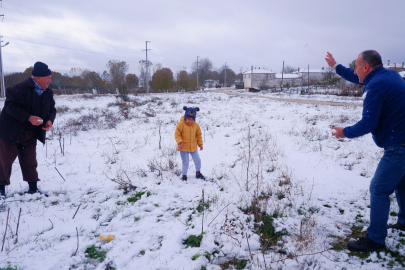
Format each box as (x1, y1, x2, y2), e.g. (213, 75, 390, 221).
(31, 62, 52, 77)
(183, 106, 200, 121)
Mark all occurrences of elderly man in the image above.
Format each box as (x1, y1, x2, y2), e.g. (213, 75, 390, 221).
(0, 62, 56, 197)
(325, 50, 405, 252)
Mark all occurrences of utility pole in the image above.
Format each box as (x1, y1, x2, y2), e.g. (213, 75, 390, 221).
(143, 41, 151, 93)
(196, 56, 199, 90)
(307, 64, 310, 89)
(0, 13, 6, 99)
(224, 62, 227, 87)
(281, 61, 284, 91)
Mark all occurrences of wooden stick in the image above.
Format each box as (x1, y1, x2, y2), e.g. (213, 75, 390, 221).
(72, 202, 82, 219)
(1, 208, 10, 252)
(14, 208, 21, 244)
(208, 202, 231, 227)
(74, 227, 79, 256)
(49, 219, 54, 230)
(201, 189, 204, 235)
(55, 167, 66, 181)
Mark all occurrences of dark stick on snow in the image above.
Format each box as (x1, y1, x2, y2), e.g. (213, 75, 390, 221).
(1, 208, 10, 252)
(15, 208, 21, 244)
(74, 227, 79, 256)
(201, 189, 204, 235)
(55, 167, 66, 181)
(49, 219, 54, 230)
(208, 202, 232, 227)
(72, 202, 82, 219)
(59, 133, 63, 154)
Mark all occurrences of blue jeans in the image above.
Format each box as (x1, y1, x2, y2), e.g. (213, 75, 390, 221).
(368, 143, 405, 244)
(180, 151, 201, 175)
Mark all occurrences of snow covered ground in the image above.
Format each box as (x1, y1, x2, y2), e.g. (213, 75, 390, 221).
(0, 91, 404, 270)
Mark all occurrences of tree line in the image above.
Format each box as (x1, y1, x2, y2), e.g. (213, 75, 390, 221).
(4, 57, 239, 94)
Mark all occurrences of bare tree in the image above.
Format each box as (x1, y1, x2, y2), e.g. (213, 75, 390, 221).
(282, 65, 297, 74)
(190, 58, 213, 86)
(107, 60, 129, 99)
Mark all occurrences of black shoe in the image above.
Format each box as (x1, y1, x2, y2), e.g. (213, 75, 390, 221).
(347, 233, 385, 252)
(196, 172, 205, 180)
(181, 175, 187, 181)
(25, 182, 48, 196)
(0, 185, 5, 198)
(387, 222, 405, 231)
(27, 182, 38, 194)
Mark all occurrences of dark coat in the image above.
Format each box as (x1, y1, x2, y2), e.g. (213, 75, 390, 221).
(0, 78, 56, 145)
(337, 65, 405, 147)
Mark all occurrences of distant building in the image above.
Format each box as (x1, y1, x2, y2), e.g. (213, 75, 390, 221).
(296, 67, 326, 81)
(384, 61, 405, 72)
(274, 73, 302, 87)
(203, 79, 219, 88)
(242, 68, 275, 88)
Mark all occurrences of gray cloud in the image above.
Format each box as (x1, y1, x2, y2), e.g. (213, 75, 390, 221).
(1, 0, 404, 75)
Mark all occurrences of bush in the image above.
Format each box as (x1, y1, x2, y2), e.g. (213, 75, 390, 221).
(183, 234, 203, 248)
(85, 245, 106, 262)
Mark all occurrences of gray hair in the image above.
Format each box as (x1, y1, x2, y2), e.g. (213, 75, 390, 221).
(360, 50, 383, 69)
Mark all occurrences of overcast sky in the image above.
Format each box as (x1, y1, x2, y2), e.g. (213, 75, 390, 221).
(1, 0, 404, 76)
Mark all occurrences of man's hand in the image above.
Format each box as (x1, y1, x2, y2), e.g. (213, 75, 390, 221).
(29, 116, 43, 126)
(42, 120, 53, 131)
(325, 52, 337, 68)
(332, 127, 346, 138)
(179, 142, 184, 150)
(199, 145, 203, 151)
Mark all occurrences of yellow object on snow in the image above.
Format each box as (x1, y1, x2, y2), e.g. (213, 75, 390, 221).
(99, 235, 115, 241)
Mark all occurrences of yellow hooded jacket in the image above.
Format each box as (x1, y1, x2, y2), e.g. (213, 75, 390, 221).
(175, 116, 203, 152)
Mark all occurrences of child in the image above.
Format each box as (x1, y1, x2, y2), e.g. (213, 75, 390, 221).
(175, 106, 205, 181)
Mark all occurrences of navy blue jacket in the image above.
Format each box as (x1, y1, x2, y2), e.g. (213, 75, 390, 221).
(336, 65, 405, 148)
(0, 78, 56, 145)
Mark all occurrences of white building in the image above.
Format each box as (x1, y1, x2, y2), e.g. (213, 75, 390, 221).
(203, 79, 219, 88)
(242, 68, 275, 88)
(297, 68, 326, 81)
(384, 61, 405, 72)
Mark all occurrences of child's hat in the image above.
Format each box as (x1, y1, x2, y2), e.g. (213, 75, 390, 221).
(183, 106, 199, 121)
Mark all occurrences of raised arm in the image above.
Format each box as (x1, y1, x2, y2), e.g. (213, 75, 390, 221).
(325, 52, 362, 85)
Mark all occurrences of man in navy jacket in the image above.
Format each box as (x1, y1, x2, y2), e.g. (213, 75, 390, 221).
(326, 50, 405, 252)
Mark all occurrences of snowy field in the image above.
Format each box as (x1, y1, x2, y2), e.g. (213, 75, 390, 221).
(0, 91, 404, 270)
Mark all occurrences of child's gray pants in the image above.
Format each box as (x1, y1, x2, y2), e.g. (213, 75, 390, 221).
(180, 150, 201, 175)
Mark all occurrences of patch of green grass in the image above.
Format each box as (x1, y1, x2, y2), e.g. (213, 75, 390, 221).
(323, 204, 331, 208)
(276, 192, 285, 200)
(51, 201, 59, 206)
(384, 248, 405, 267)
(192, 253, 201, 260)
(308, 206, 319, 214)
(134, 216, 141, 222)
(139, 250, 146, 256)
(127, 191, 151, 203)
(184, 234, 204, 248)
(339, 209, 345, 214)
(0, 262, 18, 270)
(390, 211, 398, 217)
(219, 258, 249, 269)
(85, 245, 106, 262)
(116, 201, 127, 205)
(332, 243, 345, 251)
(196, 199, 210, 213)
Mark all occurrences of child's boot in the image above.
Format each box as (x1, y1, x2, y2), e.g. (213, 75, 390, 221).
(196, 172, 205, 180)
(181, 175, 187, 181)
